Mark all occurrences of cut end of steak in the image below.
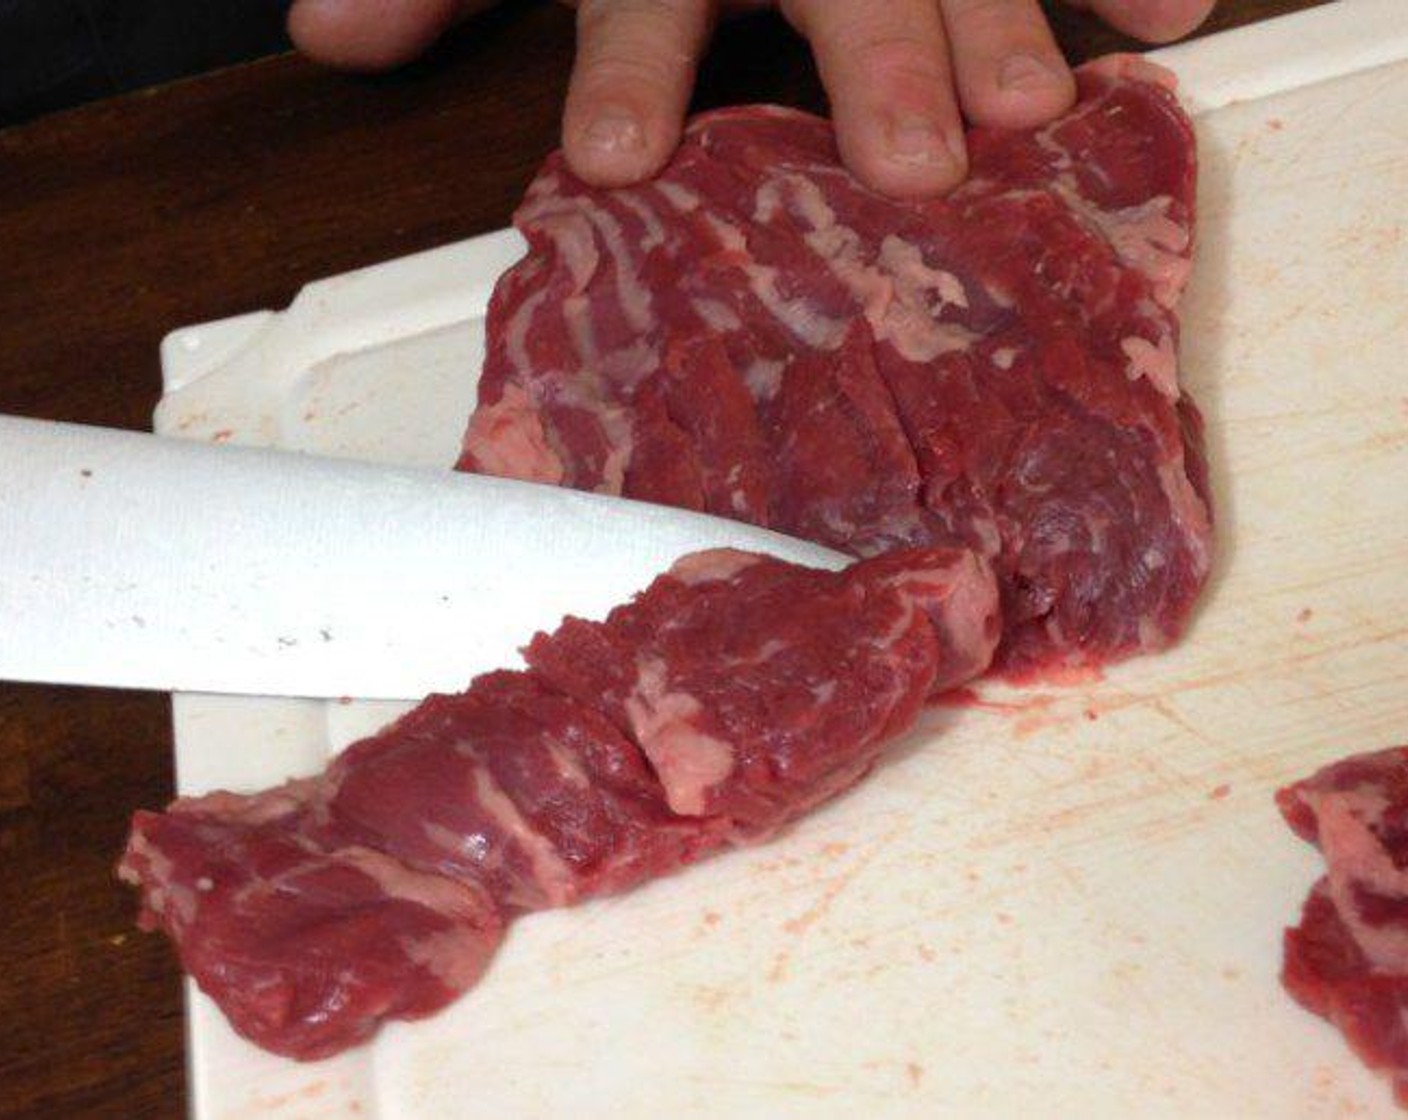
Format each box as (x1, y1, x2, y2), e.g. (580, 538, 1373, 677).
(120, 547, 998, 1059)
(1278, 747, 1408, 1107)
(458, 58, 1212, 676)
(118, 787, 505, 1061)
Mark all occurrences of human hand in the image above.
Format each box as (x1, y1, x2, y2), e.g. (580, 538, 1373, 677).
(287, 0, 1215, 198)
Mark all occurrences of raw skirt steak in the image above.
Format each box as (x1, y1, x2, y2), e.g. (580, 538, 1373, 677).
(459, 57, 1213, 674)
(1278, 747, 1408, 1108)
(120, 547, 999, 1059)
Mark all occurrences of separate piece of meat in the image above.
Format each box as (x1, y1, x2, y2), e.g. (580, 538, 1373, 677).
(459, 57, 1212, 675)
(1277, 747, 1408, 1108)
(120, 547, 1000, 1060)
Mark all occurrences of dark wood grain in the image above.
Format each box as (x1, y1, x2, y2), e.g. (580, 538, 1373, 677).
(0, 1, 1331, 1115)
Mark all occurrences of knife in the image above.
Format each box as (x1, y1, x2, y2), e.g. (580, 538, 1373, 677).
(0, 415, 847, 699)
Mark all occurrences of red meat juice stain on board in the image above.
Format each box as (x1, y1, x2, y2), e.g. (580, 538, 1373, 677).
(692, 985, 732, 1014)
(975, 660, 1108, 690)
(255, 1080, 327, 1109)
(934, 687, 1084, 740)
(932, 689, 1051, 715)
(211, 429, 234, 443)
(940, 664, 1103, 710)
(933, 686, 985, 710)
(781, 870, 857, 935)
(935, 664, 1105, 734)
(1012, 705, 1062, 739)
(1208, 783, 1231, 801)
(1297, 607, 1314, 624)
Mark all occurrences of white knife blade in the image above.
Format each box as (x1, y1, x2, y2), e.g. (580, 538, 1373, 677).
(0, 415, 847, 699)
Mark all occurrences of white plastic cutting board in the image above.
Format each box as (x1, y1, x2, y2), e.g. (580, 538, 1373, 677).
(155, 3, 1408, 1115)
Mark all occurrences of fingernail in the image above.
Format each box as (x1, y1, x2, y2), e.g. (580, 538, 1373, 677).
(888, 116, 957, 168)
(998, 53, 1062, 92)
(583, 109, 644, 154)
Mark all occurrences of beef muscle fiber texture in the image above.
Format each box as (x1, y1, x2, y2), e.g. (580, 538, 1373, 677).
(120, 547, 1000, 1060)
(1278, 747, 1408, 1109)
(459, 56, 1212, 675)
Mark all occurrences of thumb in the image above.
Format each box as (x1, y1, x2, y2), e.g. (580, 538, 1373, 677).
(289, 0, 498, 71)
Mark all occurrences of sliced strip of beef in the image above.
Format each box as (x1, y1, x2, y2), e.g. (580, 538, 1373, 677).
(120, 546, 999, 1060)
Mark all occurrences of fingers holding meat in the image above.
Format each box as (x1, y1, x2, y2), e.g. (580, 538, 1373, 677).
(562, 0, 715, 188)
(939, 0, 1076, 130)
(782, 0, 968, 198)
(288, 0, 1215, 198)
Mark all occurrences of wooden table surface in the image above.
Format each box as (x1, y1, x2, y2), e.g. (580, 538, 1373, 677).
(0, 1, 1330, 1115)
